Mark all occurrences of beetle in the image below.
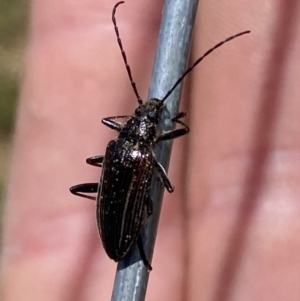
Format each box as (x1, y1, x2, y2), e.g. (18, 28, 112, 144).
(70, 1, 250, 270)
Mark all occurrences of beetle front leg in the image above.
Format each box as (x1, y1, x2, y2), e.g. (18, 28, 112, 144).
(154, 161, 174, 193)
(86, 155, 104, 167)
(102, 115, 132, 132)
(156, 111, 189, 142)
(70, 183, 98, 200)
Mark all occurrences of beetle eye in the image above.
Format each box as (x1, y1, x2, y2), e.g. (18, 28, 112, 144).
(148, 110, 156, 119)
(135, 107, 142, 116)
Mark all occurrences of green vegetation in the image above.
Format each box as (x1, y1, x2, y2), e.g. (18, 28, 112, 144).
(0, 0, 29, 205)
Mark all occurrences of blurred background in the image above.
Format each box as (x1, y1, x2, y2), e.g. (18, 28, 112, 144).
(0, 0, 29, 214)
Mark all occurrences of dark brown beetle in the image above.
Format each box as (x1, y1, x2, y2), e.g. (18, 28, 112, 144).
(70, 1, 250, 270)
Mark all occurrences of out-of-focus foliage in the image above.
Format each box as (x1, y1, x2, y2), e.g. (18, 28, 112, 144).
(0, 0, 29, 203)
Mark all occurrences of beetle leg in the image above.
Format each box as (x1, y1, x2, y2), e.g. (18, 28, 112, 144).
(102, 115, 131, 131)
(70, 183, 98, 200)
(137, 236, 152, 271)
(146, 197, 153, 216)
(156, 111, 189, 142)
(86, 155, 104, 167)
(172, 111, 187, 121)
(154, 161, 174, 193)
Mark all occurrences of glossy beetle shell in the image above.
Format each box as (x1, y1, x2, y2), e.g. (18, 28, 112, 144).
(97, 138, 153, 260)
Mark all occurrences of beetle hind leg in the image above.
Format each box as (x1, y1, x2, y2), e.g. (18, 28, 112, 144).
(137, 236, 152, 271)
(86, 155, 104, 167)
(70, 183, 98, 200)
(154, 161, 174, 193)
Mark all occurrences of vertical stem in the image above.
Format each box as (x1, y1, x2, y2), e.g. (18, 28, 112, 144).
(111, 0, 199, 300)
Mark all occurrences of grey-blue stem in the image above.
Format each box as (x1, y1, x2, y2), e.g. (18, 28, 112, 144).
(111, 0, 199, 300)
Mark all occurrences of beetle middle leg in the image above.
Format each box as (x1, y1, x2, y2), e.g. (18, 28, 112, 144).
(70, 183, 98, 200)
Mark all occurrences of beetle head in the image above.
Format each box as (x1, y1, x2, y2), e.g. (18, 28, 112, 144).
(135, 98, 164, 122)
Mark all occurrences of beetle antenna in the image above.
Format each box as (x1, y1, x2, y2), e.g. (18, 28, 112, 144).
(161, 30, 251, 103)
(112, 2, 143, 104)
